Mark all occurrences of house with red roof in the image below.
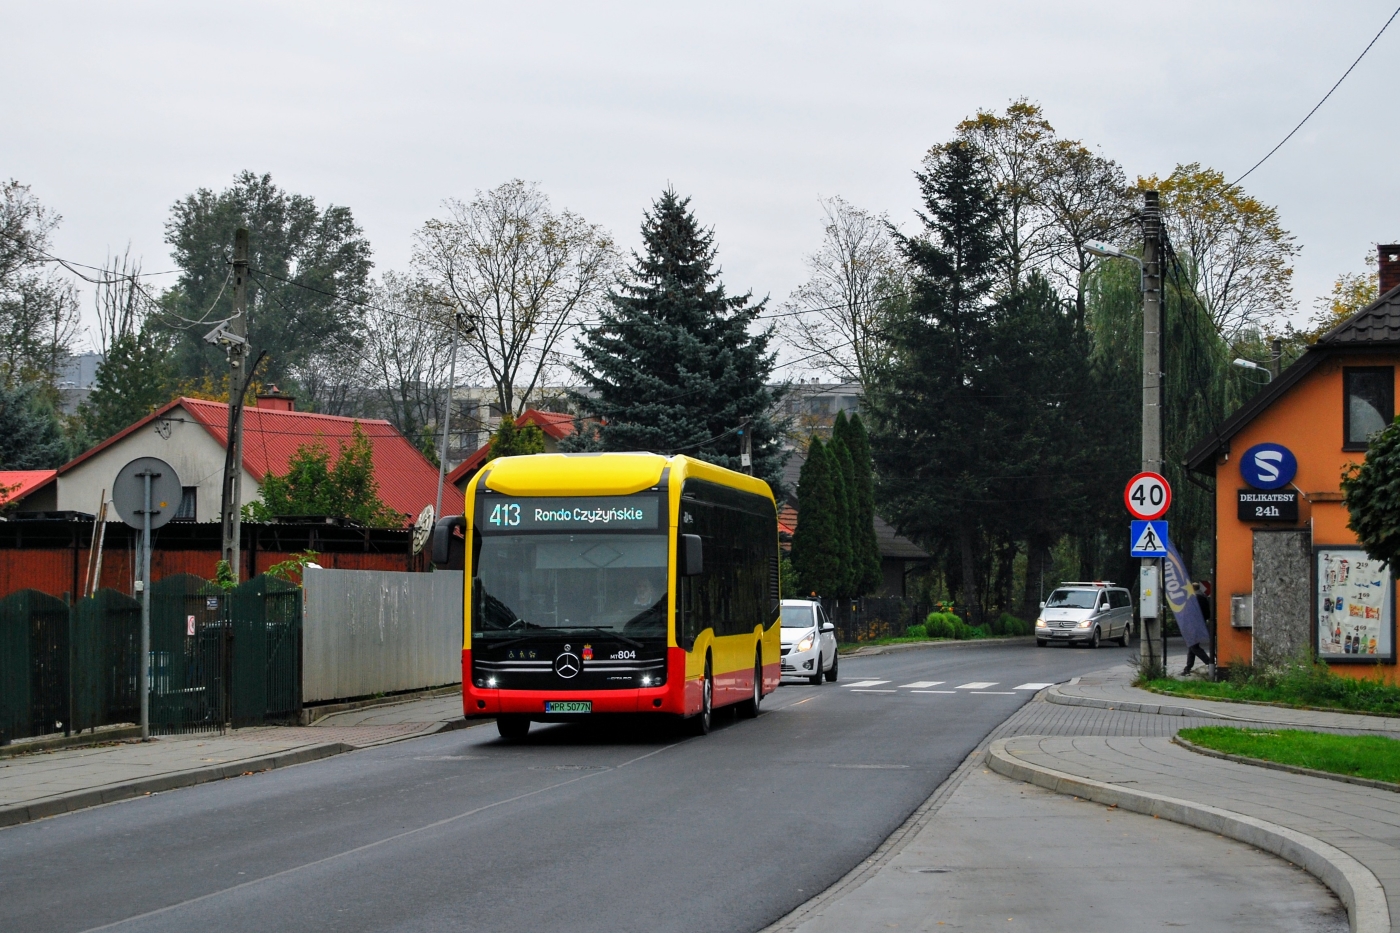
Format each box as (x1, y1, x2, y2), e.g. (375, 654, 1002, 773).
(444, 408, 578, 497)
(43, 389, 440, 526)
(0, 470, 60, 511)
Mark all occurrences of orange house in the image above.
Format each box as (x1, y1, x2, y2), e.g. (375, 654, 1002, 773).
(1186, 245, 1400, 681)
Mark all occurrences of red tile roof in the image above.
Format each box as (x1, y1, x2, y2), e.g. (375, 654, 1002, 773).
(59, 398, 440, 524)
(445, 408, 578, 489)
(0, 470, 57, 504)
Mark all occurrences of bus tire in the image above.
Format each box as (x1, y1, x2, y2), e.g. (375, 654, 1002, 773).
(689, 659, 713, 736)
(497, 715, 530, 741)
(739, 652, 762, 719)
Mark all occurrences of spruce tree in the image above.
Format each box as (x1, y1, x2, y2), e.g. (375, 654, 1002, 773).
(838, 411, 883, 595)
(0, 382, 67, 469)
(78, 329, 174, 444)
(867, 140, 1001, 626)
(569, 189, 787, 491)
(790, 436, 848, 598)
(826, 425, 857, 598)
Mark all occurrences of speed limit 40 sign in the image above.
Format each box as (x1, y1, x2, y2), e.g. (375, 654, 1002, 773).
(1124, 472, 1171, 520)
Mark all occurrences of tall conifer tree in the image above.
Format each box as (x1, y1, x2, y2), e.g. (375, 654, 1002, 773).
(826, 423, 856, 598)
(569, 190, 786, 490)
(838, 411, 883, 595)
(790, 436, 848, 598)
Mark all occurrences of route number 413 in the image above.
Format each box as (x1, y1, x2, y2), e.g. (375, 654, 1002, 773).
(1124, 472, 1171, 520)
(489, 503, 522, 527)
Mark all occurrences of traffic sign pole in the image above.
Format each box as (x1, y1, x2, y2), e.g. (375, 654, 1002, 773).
(139, 470, 152, 741)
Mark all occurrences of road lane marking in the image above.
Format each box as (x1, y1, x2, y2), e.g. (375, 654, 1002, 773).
(955, 682, 997, 689)
(850, 689, 896, 693)
(971, 691, 1016, 695)
(911, 690, 956, 694)
(899, 681, 944, 688)
(1014, 683, 1055, 690)
(831, 763, 909, 769)
(845, 680, 891, 687)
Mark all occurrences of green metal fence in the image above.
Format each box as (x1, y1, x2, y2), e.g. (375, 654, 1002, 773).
(0, 574, 302, 744)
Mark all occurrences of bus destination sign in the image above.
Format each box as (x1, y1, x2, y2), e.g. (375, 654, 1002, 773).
(479, 495, 660, 532)
(1237, 489, 1298, 522)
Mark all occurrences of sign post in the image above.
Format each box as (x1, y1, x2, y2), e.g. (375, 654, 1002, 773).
(112, 457, 182, 741)
(1125, 471, 1172, 672)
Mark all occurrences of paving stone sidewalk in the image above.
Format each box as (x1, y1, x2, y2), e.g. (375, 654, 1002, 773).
(1053, 663, 1400, 734)
(767, 671, 1399, 933)
(0, 692, 473, 827)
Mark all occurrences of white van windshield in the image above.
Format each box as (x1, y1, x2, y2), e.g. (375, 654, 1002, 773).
(1045, 589, 1098, 609)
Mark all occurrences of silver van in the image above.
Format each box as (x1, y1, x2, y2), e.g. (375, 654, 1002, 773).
(1035, 582, 1133, 648)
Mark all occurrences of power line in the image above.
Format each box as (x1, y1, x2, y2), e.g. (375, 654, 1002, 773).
(1232, 4, 1400, 185)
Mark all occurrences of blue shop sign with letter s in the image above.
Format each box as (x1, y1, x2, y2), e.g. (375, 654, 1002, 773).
(1239, 442, 1297, 490)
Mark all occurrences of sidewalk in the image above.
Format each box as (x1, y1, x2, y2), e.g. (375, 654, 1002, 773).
(766, 667, 1400, 933)
(0, 692, 473, 829)
(1051, 663, 1400, 734)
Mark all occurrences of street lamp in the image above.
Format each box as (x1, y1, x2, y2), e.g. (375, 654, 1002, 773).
(1232, 358, 1272, 381)
(1085, 240, 1145, 289)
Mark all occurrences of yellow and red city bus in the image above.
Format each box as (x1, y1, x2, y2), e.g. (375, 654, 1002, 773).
(459, 452, 781, 739)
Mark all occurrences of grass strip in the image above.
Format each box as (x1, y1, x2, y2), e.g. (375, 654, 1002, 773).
(1179, 726, 1400, 785)
(839, 634, 1025, 651)
(1143, 669, 1400, 717)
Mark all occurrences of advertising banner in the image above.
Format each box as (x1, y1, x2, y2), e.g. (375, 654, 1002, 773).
(1316, 547, 1394, 661)
(1163, 540, 1209, 648)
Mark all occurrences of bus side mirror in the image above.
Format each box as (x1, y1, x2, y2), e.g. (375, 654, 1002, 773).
(679, 534, 704, 576)
(431, 515, 467, 570)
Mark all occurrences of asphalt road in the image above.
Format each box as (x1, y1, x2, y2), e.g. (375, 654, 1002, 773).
(2, 640, 1137, 933)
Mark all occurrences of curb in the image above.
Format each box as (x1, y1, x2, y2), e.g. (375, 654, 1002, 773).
(987, 738, 1390, 933)
(841, 636, 1036, 658)
(1142, 686, 1400, 722)
(0, 741, 354, 830)
(1172, 734, 1400, 795)
(0, 725, 143, 759)
(300, 684, 463, 726)
(0, 717, 483, 830)
(1045, 683, 1232, 719)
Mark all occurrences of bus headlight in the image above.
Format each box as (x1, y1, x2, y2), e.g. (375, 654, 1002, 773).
(640, 675, 653, 686)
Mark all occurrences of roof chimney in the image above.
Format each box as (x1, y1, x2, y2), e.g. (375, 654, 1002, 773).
(1381, 244, 1400, 297)
(254, 384, 295, 412)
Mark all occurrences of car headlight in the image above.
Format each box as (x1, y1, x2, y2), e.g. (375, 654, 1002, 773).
(1076, 620, 1092, 629)
(1035, 618, 1047, 627)
(795, 633, 816, 652)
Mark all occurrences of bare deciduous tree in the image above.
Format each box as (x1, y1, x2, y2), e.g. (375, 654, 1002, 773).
(358, 271, 460, 448)
(0, 181, 78, 389)
(1139, 163, 1299, 336)
(413, 180, 615, 417)
(93, 245, 150, 355)
(781, 197, 903, 393)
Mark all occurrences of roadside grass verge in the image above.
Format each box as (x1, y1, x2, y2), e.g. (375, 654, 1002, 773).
(838, 633, 1025, 652)
(1179, 726, 1400, 785)
(1141, 662, 1400, 717)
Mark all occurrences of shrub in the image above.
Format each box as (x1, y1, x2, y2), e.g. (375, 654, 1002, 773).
(970, 623, 992, 639)
(905, 623, 928, 639)
(995, 613, 1028, 637)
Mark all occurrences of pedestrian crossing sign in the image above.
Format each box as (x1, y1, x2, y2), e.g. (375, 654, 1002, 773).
(1130, 520, 1168, 557)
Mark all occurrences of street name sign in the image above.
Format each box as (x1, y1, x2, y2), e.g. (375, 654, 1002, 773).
(1130, 520, 1169, 557)
(1124, 472, 1171, 520)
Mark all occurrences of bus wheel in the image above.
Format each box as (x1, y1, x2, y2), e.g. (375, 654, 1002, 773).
(689, 660, 713, 736)
(497, 715, 530, 741)
(739, 653, 762, 719)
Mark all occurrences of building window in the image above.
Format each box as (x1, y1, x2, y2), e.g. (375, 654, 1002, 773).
(1344, 367, 1394, 450)
(174, 486, 197, 521)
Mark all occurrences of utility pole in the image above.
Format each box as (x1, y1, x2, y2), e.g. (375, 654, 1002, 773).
(219, 229, 250, 578)
(739, 421, 753, 475)
(1140, 192, 1164, 672)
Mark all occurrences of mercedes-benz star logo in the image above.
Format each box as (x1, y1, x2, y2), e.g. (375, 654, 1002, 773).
(554, 651, 581, 679)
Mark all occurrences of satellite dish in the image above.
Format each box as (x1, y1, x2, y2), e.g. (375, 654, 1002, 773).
(112, 457, 183, 530)
(412, 505, 435, 555)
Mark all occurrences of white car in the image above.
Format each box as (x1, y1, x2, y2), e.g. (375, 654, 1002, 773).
(779, 599, 839, 684)
(1035, 582, 1134, 648)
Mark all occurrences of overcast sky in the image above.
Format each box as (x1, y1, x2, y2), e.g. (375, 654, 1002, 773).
(4, 1, 1398, 366)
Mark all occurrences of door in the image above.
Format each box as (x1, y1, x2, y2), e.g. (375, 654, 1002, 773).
(817, 604, 837, 668)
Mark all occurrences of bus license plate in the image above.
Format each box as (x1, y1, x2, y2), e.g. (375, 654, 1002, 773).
(545, 701, 591, 713)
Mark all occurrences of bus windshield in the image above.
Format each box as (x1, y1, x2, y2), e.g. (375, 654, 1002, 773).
(474, 534, 668, 640)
